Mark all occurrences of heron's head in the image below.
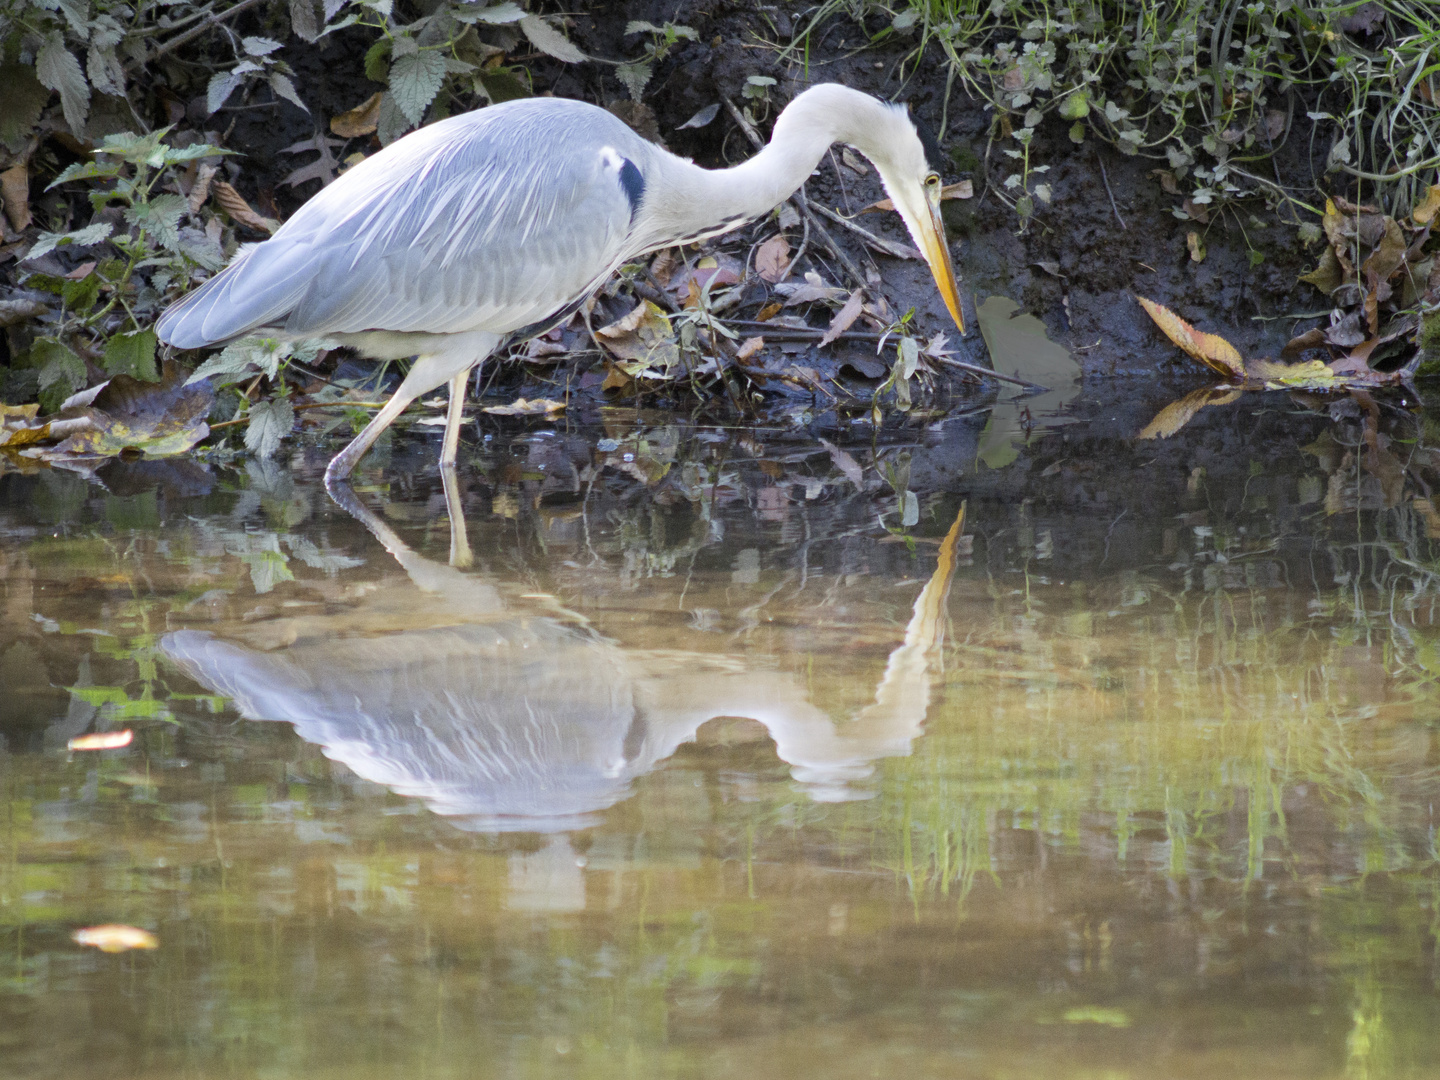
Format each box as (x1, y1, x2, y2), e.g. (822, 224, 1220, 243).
(790, 86, 966, 334)
(861, 107, 966, 335)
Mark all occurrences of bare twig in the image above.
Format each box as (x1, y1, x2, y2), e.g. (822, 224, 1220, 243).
(808, 201, 918, 261)
(136, 0, 272, 68)
(932, 355, 1049, 392)
(721, 96, 869, 291)
(1096, 153, 1126, 230)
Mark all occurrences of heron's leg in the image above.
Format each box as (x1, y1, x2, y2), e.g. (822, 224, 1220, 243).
(439, 368, 469, 468)
(325, 353, 460, 485)
(440, 464, 473, 569)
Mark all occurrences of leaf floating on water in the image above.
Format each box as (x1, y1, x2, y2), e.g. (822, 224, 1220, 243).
(481, 397, 566, 416)
(25, 359, 215, 462)
(67, 729, 133, 751)
(1138, 386, 1242, 439)
(73, 924, 159, 953)
(1136, 297, 1245, 379)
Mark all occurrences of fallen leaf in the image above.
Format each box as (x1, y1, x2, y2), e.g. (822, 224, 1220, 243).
(1282, 327, 1329, 358)
(1139, 387, 1243, 439)
(756, 233, 791, 283)
(279, 133, 345, 189)
(68, 729, 133, 751)
(211, 181, 279, 234)
(819, 290, 864, 346)
(676, 102, 720, 130)
(841, 147, 869, 175)
(595, 300, 680, 375)
(1186, 230, 1206, 262)
(735, 336, 764, 363)
(1136, 296, 1245, 379)
(1299, 246, 1345, 296)
(1151, 169, 1180, 194)
(26, 359, 215, 461)
(65, 260, 96, 280)
(0, 162, 30, 232)
(818, 438, 864, 486)
(73, 925, 158, 953)
(481, 397, 566, 416)
(755, 301, 782, 322)
(331, 92, 383, 137)
(187, 162, 217, 214)
(1414, 185, 1440, 226)
(777, 271, 846, 306)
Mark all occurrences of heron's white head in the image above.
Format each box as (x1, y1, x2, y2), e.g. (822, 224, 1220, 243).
(777, 85, 966, 334)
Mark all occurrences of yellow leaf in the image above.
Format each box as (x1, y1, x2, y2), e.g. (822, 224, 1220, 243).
(331, 92, 382, 138)
(480, 397, 566, 416)
(1136, 297, 1246, 379)
(1138, 387, 1242, 439)
(1413, 184, 1440, 226)
(68, 729, 133, 751)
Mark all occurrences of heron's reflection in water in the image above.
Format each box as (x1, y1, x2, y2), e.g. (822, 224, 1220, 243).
(164, 475, 964, 833)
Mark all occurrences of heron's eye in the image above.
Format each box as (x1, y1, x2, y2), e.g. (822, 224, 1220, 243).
(925, 173, 941, 188)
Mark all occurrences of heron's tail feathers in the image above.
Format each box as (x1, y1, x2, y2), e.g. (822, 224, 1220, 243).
(155, 241, 316, 349)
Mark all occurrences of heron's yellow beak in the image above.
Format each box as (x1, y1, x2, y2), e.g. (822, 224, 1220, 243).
(916, 186, 966, 335)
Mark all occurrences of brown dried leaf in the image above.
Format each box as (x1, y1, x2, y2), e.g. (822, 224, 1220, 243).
(0, 162, 30, 233)
(1299, 246, 1345, 296)
(1414, 185, 1440, 226)
(331, 92, 382, 137)
(1151, 169, 1180, 195)
(211, 181, 279, 234)
(1282, 327, 1329, 358)
(1139, 387, 1244, 439)
(1136, 296, 1246, 379)
(755, 301, 782, 322)
(1186, 230, 1206, 262)
(818, 290, 864, 346)
(1182, 198, 1210, 223)
(756, 234, 791, 283)
(1360, 216, 1407, 283)
(735, 336, 764, 363)
(187, 163, 217, 214)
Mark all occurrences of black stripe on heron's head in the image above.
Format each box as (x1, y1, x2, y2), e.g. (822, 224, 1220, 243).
(617, 157, 645, 217)
(913, 115, 945, 177)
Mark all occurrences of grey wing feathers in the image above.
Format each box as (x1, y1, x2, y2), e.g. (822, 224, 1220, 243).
(156, 100, 649, 349)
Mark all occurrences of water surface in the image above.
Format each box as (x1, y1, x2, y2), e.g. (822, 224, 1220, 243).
(1, 392, 1437, 1079)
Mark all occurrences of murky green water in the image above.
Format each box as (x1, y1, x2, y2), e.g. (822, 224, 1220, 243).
(2, 391, 1438, 1079)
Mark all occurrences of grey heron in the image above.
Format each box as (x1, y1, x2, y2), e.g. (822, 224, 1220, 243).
(155, 83, 966, 483)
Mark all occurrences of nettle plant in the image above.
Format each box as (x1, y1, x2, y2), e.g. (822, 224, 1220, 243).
(900, 0, 1432, 233)
(19, 129, 228, 410)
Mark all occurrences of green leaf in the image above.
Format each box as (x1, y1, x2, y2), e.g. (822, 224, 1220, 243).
(1059, 90, 1089, 119)
(25, 222, 114, 261)
(268, 71, 309, 112)
(47, 159, 121, 189)
(617, 61, 652, 101)
(186, 338, 268, 385)
(162, 143, 232, 165)
(519, 15, 587, 63)
(243, 36, 284, 56)
(62, 272, 101, 314)
(33, 338, 87, 396)
(0, 64, 51, 153)
(290, 0, 321, 41)
(125, 194, 187, 249)
(363, 38, 392, 83)
(87, 42, 126, 97)
(36, 35, 90, 135)
(103, 330, 159, 382)
(389, 50, 446, 125)
(245, 397, 295, 459)
(453, 2, 525, 24)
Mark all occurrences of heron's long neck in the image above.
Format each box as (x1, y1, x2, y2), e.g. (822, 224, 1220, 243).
(635, 86, 895, 250)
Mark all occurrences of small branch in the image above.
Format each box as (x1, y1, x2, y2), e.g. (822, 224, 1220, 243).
(1096, 153, 1126, 230)
(721, 95, 869, 291)
(807, 201, 918, 261)
(933, 355, 1049, 392)
(209, 399, 390, 431)
(136, 0, 272, 69)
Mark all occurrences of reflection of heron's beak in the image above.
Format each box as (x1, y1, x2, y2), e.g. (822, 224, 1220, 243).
(917, 187, 965, 335)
